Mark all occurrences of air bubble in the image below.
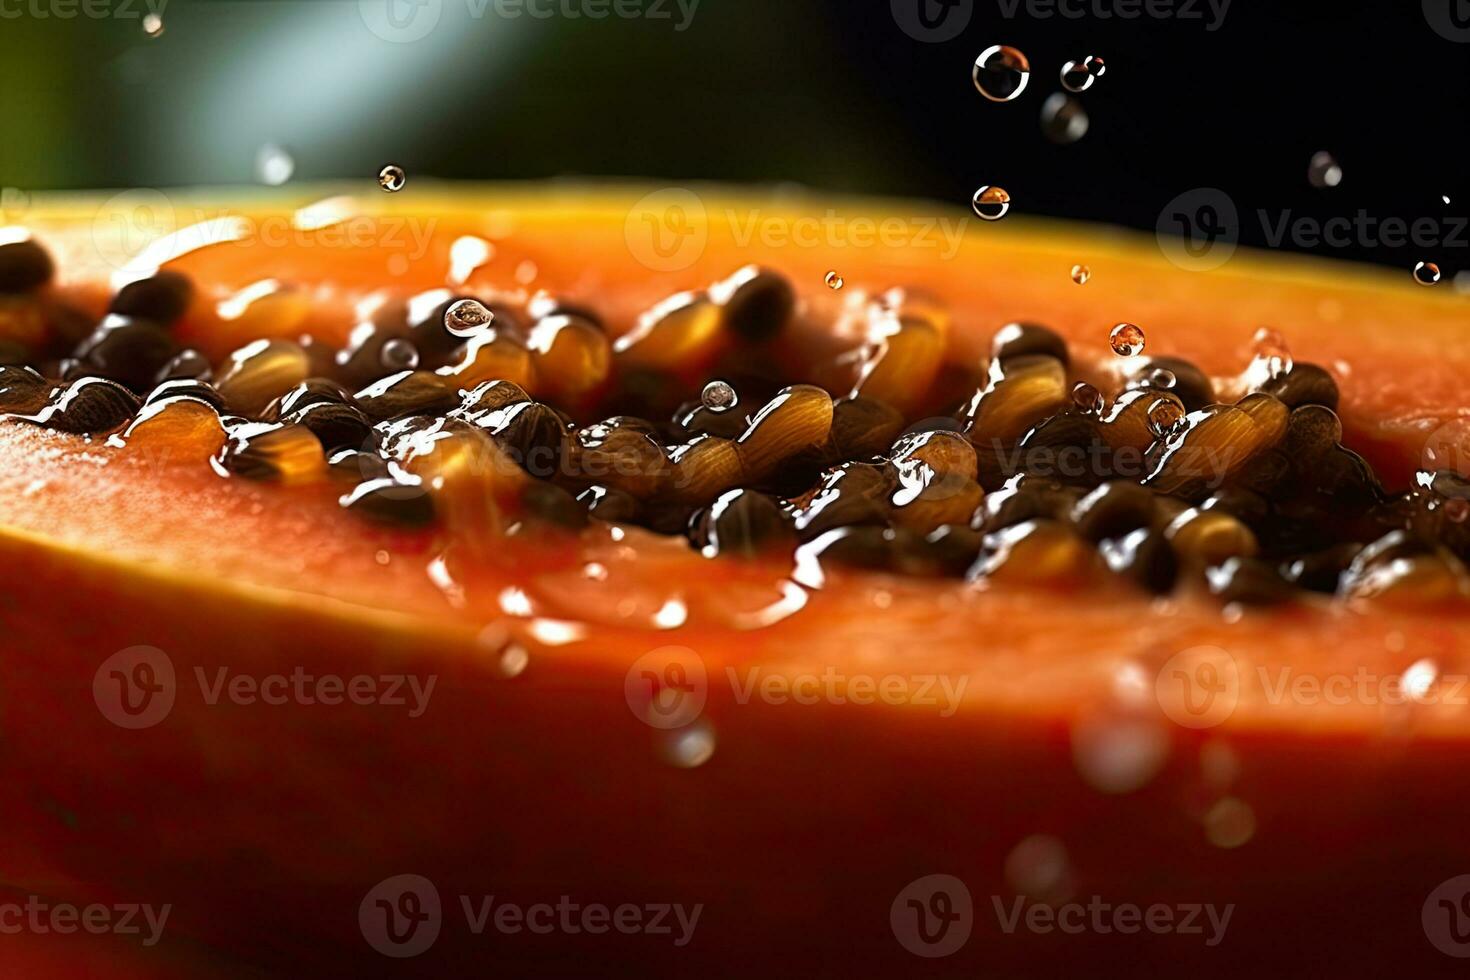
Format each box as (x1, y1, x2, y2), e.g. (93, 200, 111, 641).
(1308, 152, 1342, 189)
(825, 270, 844, 290)
(1109, 322, 1145, 357)
(378, 165, 407, 193)
(444, 298, 494, 337)
(1070, 263, 1091, 285)
(972, 185, 1011, 221)
(701, 380, 737, 411)
(973, 45, 1031, 103)
(1414, 261, 1442, 286)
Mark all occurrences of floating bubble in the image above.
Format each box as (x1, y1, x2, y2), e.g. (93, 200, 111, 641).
(973, 45, 1031, 103)
(1070, 263, 1091, 285)
(1307, 152, 1342, 189)
(1109, 322, 1145, 357)
(377, 165, 406, 193)
(971, 185, 1011, 221)
(1414, 261, 1442, 286)
(824, 270, 844, 290)
(1041, 93, 1089, 144)
(1060, 60, 1092, 93)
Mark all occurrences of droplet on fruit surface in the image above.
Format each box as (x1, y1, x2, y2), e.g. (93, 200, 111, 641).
(701, 380, 737, 411)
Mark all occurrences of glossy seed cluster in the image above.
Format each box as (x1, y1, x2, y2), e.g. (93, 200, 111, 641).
(1, 235, 1467, 605)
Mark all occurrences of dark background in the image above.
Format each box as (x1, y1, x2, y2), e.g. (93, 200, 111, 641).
(2, 0, 1467, 274)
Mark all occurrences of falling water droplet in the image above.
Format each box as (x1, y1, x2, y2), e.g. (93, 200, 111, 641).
(1071, 382, 1104, 415)
(377, 165, 407, 193)
(701, 380, 737, 411)
(255, 144, 295, 187)
(141, 12, 164, 36)
(1070, 263, 1091, 285)
(1041, 92, 1089, 144)
(1442, 194, 1452, 206)
(1109, 322, 1145, 357)
(1059, 59, 1092, 93)
(972, 45, 1031, 103)
(1414, 261, 1442, 286)
(825, 270, 844, 290)
(972, 185, 1011, 221)
(444, 298, 494, 337)
(1307, 152, 1342, 189)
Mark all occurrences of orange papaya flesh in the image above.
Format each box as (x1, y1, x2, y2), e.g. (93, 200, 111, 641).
(1, 187, 1469, 976)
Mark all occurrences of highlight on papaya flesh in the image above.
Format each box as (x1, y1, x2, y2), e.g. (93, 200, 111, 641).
(2, 230, 1465, 608)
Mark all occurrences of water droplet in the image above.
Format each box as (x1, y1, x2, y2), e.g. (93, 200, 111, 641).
(701, 380, 737, 411)
(1070, 263, 1091, 285)
(972, 185, 1011, 221)
(515, 259, 539, 285)
(1109, 322, 1145, 357)
(825, 270, 844, 290)
(1041, 93, 1089, 144)
(255, 144, 294, 187)
(498, 643, 530, 679)
(1251, 327, 1294, 377)
(972, 44, 1031, 103)
(1442, 194, 1452, 206)
(141, 12, 164, 36)
(374, 549, 390, 565)
(1148, 367, 1177, 389)
(1445, 498, 1470, 524)
(1307, 151, 1342, 189)
(1071, 381, 1104, 415)
(377, 165, 406, 193)
(1414, 260, 1442, 286)
(1061, 55, 1105, 91)
(444, 298, 494, 337)
(1147, 398, 1185, 436)
(380, 337, 420, 371)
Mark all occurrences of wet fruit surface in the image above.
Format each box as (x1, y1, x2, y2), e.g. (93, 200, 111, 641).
(2, 189, 1470, 978)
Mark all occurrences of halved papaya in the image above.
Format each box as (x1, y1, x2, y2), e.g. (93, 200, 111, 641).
(1, 186, 1469, 977)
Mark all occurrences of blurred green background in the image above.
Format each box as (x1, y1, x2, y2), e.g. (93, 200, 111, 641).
(2, 0, 1466, 272)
